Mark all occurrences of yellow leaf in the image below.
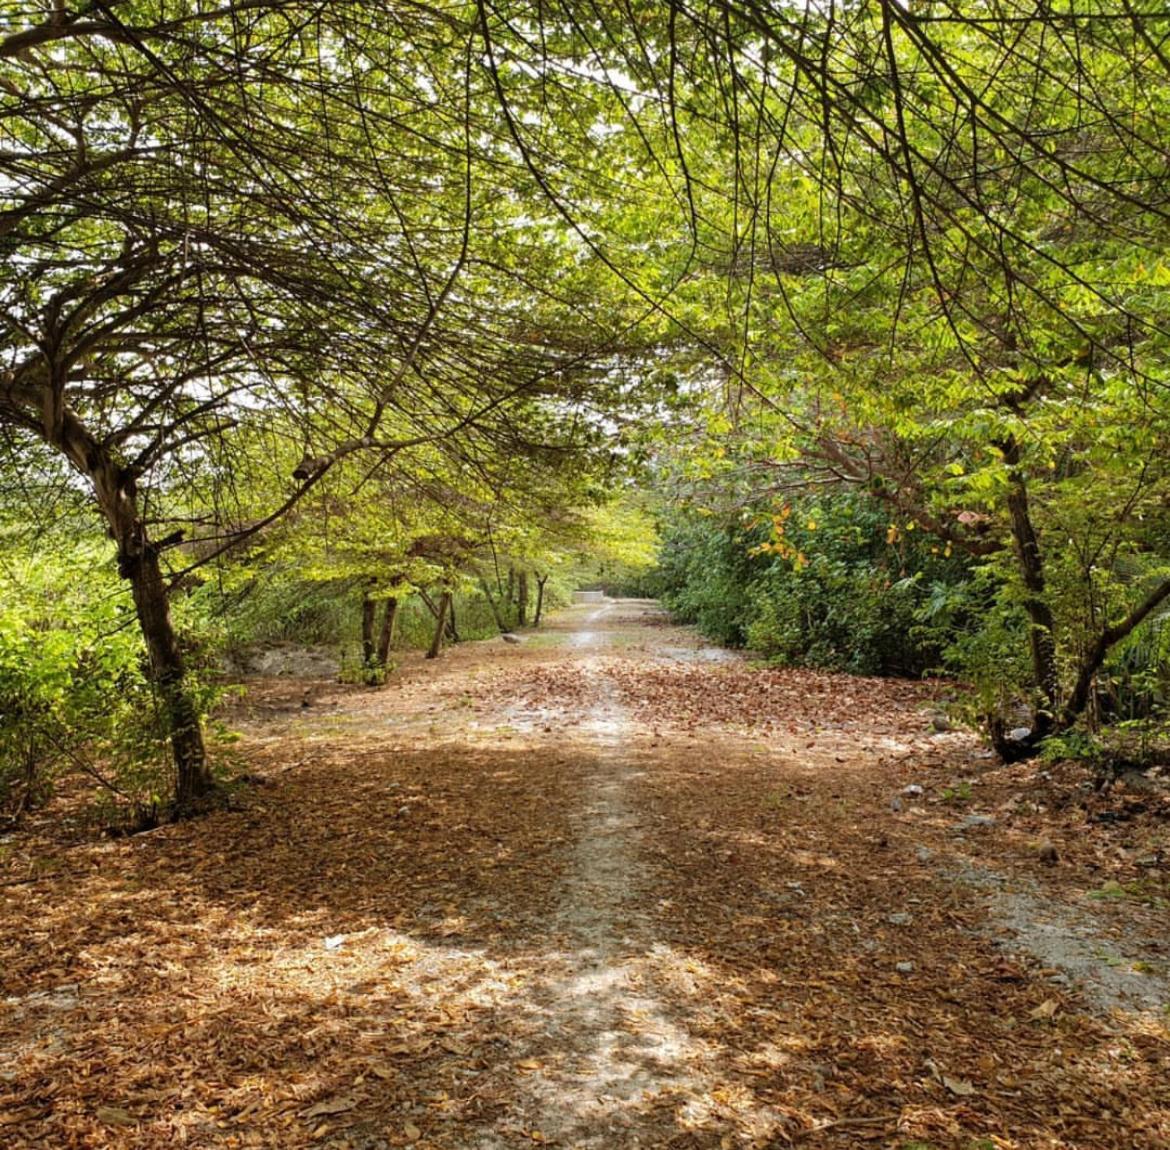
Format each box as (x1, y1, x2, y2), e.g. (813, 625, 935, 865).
(404, 1122, 422, 1142)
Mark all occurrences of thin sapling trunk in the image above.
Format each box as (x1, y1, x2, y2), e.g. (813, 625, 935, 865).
(426, 591, 452, 659)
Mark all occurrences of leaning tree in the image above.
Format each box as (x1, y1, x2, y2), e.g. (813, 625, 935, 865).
(0, 1, 631, 810)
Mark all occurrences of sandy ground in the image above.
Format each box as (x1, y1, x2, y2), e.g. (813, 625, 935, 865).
(1, 600, 1168, 1149)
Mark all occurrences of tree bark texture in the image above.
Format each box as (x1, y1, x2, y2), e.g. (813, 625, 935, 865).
(361, 585, 378, 673)
(426, 591, 452, 659)
(1000, 442, 1059, 720)
(2, 379, 212, 811)
(516, 570, 529, 626)
(376, 597, 399, 669)
(97, 464, 211, 809)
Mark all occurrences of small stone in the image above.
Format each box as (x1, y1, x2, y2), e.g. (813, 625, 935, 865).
(896, 962, 915, 974)
(915, 845, 933, 863)
(903, 784, 925, 797)
(954, 814, 996, 832)
(888, 913, 913, 926)
(1008, 726, 1033, 743)
(890, 796, 903, 813)
(930, 714, 951, 732)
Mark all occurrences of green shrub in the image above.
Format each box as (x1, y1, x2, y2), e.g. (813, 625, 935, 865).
(0, 543, 175, 820)
(657, 493, 973, 675)
(195, 565, 358, 651)
(658, 516, 757, 646)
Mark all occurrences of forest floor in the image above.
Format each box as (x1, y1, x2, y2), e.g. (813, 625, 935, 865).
(2, 600, 1170, 1149)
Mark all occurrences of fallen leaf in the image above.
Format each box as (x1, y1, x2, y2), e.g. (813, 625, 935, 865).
(1029, 999, 1060, 1020)
(404, 1121, 422, 1142)
(386, 1041, 431, 1056)
(943, 1076, 977, 1097)
(96, 1106, 137, 1127)
(303, 1096, 357, 1119)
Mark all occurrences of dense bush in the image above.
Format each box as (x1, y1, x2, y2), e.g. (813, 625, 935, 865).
(199, 566, 358, 652)
(0, 541, 192, 822)
(658, 494, 975, 676)
(657, 515, 760, 647)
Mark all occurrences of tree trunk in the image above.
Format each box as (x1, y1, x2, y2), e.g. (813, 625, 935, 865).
(375, 596, 399, 669)
(989, 440, 1058, 760)
(446, 595, 460, 643)
(361, 584, 377, 679)
(1005, 471, 1059, 716)
(128, 547, 210, 810)
(477, 571, 510, 634)
(516, 570, 529, 627)
(419, 587, 459, 642)
(85, 455, 213, 813)
(426, 591, 452, 659)
(1001, 435, 1057, 715)
(534, 574, 549, 627)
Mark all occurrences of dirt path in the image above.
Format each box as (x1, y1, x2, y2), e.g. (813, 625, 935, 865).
(480, 637, 705, 1148)
(2, 601, 1169, 1149)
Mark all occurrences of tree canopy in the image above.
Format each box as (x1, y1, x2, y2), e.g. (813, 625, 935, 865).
(4, 1, 1170, 811)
